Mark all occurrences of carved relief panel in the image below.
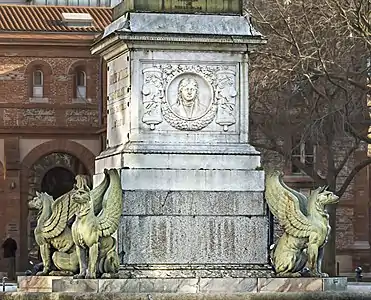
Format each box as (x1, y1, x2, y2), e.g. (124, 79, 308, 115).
(141, 64, 238, 132)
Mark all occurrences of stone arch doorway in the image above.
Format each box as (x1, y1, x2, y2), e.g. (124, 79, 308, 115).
(19, 139, 96, 270)
(27, 152, 90, 263)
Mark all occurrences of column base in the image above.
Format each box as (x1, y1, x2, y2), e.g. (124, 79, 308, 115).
(51, 277, 347, 293)
(118, 264, 274, 278)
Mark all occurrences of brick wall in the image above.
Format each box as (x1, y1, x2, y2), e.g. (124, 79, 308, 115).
(0, 45, 102, 128)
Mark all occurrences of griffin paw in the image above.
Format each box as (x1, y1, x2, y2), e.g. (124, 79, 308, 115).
(36, 270, 49, 276)
(50, 271, 74, 276)
(307, 270, 328, 278)
(73, 273, 86, 279)
(85, 274, 96, 279)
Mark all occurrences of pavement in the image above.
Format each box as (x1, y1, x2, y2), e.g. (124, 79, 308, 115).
(347, 282, 371, 292)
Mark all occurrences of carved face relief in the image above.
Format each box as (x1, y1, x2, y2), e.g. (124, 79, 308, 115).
(180, 78, 197, 103)
(168, 74, 211, 121)
(141, 64, 238, 131)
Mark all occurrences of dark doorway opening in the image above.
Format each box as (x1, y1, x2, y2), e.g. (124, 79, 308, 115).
(41, 167, 75, 199)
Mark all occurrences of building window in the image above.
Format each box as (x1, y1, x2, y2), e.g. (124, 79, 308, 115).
(33, 70, 44, 98)
(291, 141, 315, 174)
(76, 70, 86, 99)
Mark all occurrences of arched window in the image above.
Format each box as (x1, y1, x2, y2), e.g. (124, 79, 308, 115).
(33, 70, 43, 98)
(76, 70, 86, 99)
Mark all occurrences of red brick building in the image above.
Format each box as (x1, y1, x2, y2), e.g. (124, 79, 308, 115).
(0, 4, 110, 272)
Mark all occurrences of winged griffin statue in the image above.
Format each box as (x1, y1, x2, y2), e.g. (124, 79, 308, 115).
(265, 170, 339, 277)
(28, 168, 122, 278)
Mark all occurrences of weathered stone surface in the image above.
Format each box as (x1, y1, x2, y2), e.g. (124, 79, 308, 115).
(95, 146, 262, 175)
(323, 277, 347, 291)
(257, 278, 347, 292)
(0, 291, 366, 299)
(258, 278, 322, 292)
(52, 278, 99, 293)
(121, 169, 264, 191)
(198, 278, 257, 293)
(347, 282, 371, 293)
(51, 278, 347, 293)
(112, 0, 242, 20)
(119, 215, 268, 264)
(105, 12, 260, 39)
(118, 264, 273, 279)
(123, 191, 265, 216)
(106, 53, 130, 148)
(54, 278, 255, 294)
(99, 279, 198, 293)
(122, 153, 260, 170)
(18, 276, 72, 292)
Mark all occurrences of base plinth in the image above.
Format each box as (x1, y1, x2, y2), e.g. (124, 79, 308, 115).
(118, 264, 274, 279)
(18, 276, 73, 292)
(50, 277, 347, 293)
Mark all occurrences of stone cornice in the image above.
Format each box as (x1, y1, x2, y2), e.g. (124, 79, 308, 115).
(96, 142, 261, 159)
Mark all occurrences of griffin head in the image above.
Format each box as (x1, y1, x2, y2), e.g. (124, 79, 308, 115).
(71, 188, 91, 205)
(28, 191, 53, 210)
(313, 187, 339, 206)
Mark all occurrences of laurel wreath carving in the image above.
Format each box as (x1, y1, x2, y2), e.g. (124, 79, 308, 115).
(161, 101, 218, 131)
(157, 64, 220, 131)
(142, 64, 237, 131)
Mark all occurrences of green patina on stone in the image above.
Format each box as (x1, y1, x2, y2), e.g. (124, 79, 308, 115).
(112, 0, 242, 21)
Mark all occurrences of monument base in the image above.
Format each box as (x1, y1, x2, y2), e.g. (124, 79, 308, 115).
(50, 277, 347, 293)
(18, 276, 73, 292)
(118, 264, 274, 278)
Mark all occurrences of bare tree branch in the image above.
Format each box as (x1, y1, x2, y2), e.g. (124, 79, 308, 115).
(336, 157, 371, 197)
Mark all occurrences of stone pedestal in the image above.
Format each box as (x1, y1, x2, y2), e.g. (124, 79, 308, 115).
(18, 276, 72, 292)
(51, 277, 347, 293)
(91, 1, 269, 281)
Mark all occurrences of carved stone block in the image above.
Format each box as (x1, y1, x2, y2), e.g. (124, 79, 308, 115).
(18, 276, 72, 292)
(141, 63, 237, 132)
(51, 277, 346, 293)
(257, 277, 347, 292)
(52, 278, 99, 293)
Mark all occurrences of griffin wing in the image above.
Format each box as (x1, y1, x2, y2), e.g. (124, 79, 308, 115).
(41, 175, 91, 239)
(90, 169, 110, 216)
(265, 170, 313, 238)
(97, 169, 123, 238)
(278, 175, 309, 216)
(41, 190, 77, 239)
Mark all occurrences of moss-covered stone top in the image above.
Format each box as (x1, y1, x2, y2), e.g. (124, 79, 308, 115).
(113, 0, 242, 21)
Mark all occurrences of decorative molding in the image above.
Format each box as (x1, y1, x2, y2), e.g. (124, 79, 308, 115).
(141, 64, 238, 131)
(142, 68, 164, 130)
(118, 264, 274, 279)
(215, 69, 237, 131)
(96, 143, 260, 160)
(29, 97, 49, 103)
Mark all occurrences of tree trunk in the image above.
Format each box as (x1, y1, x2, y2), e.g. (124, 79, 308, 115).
(322, 205, 337, 276)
